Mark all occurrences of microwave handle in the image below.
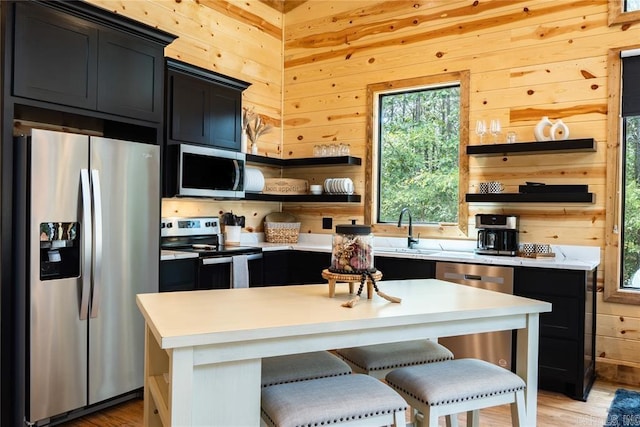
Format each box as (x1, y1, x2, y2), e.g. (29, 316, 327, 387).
(233, 160, 241, 191)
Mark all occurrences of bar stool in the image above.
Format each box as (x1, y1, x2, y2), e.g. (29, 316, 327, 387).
(261, 374, 407, 427)
(385, 358, 526, 427)
(336, 339, 454, 379)
(261, 351, 352, 387)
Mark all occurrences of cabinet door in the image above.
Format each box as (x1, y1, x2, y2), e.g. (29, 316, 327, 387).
(169, 73, 211, 145)
(13, 2, 98, 109)
(290, 251, 331, 284)
(374, 256, 435, 280)
(263, 250, 291, 286)
(210, 85, 242, 151)
(97, 29, 164, 122)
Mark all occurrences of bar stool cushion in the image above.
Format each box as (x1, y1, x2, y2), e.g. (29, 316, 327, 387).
(385, 358, 525, 406)
(336, 340, 454, 375)
(261, 351, 352, 387)
(261, 374, 407, 427)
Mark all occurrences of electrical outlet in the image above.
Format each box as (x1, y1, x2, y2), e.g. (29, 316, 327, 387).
(322, 217, 333, 230)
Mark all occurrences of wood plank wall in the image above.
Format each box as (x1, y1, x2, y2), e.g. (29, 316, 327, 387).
(282, 0, 637, 385)
(84, 0, 640, 385)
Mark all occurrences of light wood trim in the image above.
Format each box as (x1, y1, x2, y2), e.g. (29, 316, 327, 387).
(365, 70, 470, 238)
(608, 0, 640, 25)
(604, 46, 640, 304)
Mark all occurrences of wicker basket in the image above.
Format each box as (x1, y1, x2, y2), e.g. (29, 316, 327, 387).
(264, 222, 301, 243)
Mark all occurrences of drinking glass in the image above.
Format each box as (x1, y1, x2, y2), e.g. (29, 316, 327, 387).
(475, 120, 487, 144)
(490, 119, 501, 143)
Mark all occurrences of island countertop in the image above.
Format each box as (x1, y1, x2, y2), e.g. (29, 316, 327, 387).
(137, 280, 550, 351)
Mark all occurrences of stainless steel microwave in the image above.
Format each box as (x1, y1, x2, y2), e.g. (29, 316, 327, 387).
(174, 144, 245, 198)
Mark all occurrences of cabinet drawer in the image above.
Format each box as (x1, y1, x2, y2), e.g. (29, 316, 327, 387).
(537, 294, 581, 339)
(539, 337, 579, 381)
(515, 267, 584, 298)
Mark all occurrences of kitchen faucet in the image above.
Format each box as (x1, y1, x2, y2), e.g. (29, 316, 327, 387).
(397, 207, 419, 249)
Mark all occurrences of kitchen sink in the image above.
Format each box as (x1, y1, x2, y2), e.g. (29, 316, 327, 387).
(375, 247, 440, 255)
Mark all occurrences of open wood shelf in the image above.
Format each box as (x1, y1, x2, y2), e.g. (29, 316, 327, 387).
(246, 154, 361, 167)
(244, 193, 361, 202)
(466, 138, 596, 156)
(465, 192, 595, 203)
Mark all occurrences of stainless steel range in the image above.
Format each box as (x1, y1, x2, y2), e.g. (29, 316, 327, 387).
(160, 216, 263, 290)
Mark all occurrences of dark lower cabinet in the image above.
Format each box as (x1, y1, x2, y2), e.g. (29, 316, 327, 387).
(374, 256, 435, 280)
(11, 1, 173, 122)
(262, 250, 330, 286)
(514, 267, 597, 401)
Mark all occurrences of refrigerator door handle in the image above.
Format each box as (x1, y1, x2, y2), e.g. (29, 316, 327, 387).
(90, 169, 103, 318)
(80, 169, 92, 320)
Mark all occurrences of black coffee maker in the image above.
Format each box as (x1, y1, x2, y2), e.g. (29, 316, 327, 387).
(475, 214, 518, 256)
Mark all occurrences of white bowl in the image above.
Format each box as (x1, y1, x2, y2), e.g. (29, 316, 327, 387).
(310, 184, 322, 195)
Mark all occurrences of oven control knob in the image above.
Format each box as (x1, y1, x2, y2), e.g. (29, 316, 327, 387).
(166, 223, 173, 228)
(205, 221, 211, 227)
(160, 223, 165, 228)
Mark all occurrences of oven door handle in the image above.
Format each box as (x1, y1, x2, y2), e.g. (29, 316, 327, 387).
(202, 256, 234, 265)
(245, 253, 263, 261)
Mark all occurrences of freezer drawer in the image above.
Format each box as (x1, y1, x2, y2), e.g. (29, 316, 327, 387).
(436, 262, 514, 369)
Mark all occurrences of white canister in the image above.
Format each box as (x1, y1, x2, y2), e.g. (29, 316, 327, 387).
(244, 167, 265, 192)
(225, 225, 241, 246)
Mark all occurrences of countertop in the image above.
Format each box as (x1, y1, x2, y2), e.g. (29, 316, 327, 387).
(137, 279, 552, 350)
(241, 234, 600, 271)
(160, 234, 600, 271)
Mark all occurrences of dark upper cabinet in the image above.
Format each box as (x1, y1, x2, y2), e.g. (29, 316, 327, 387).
(13, 2, 98, 110)
(166, 58, 250, 151)
(12, 1, 174, 123)
(169, 73, 210, 145)
(97, 29, 165, 122)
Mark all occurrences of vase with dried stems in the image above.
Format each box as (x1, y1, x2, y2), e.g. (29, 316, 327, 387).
(243, 107, 272, 155)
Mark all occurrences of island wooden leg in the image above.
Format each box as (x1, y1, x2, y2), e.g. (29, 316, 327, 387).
(516, 312, 541, 427)
(349, 281, 355, 294)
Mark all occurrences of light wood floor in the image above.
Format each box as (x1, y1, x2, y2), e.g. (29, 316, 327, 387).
(61, 379, 639, 426)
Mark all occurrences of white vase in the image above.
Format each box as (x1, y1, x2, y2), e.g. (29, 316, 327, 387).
(241, 130, 248, 153)
(550, 119, 569, 140)
(534, 116, 553, 142)
(251, 142, 258, 155)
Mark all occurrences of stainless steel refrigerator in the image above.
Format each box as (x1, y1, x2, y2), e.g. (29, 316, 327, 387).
(14, 128, 159, 425)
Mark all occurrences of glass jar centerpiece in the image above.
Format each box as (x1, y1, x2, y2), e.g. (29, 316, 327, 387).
(329, 223, 374, 274)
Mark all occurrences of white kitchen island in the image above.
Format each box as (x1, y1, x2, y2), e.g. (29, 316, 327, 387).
(136, 279, 551, 427)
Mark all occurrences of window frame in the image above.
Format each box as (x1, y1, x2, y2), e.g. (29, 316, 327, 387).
(604, 46, 640, 304)
(365, 71, 470, 238)
(608, 0, 640, 26)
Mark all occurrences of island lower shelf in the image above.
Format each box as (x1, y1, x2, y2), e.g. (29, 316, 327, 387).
(145, 325, 171, 427)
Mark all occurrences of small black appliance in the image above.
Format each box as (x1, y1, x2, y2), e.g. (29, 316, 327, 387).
(475, 214, 518, 256)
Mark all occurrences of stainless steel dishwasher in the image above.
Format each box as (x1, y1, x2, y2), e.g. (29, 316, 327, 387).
(435, 262, 515, 369)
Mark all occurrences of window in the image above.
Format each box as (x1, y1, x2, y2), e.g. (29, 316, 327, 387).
(604, 48, 640, 304)
(365, 71, 469, 238)
(609, 0, 640, 26)
(620, 54, 640, 290)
